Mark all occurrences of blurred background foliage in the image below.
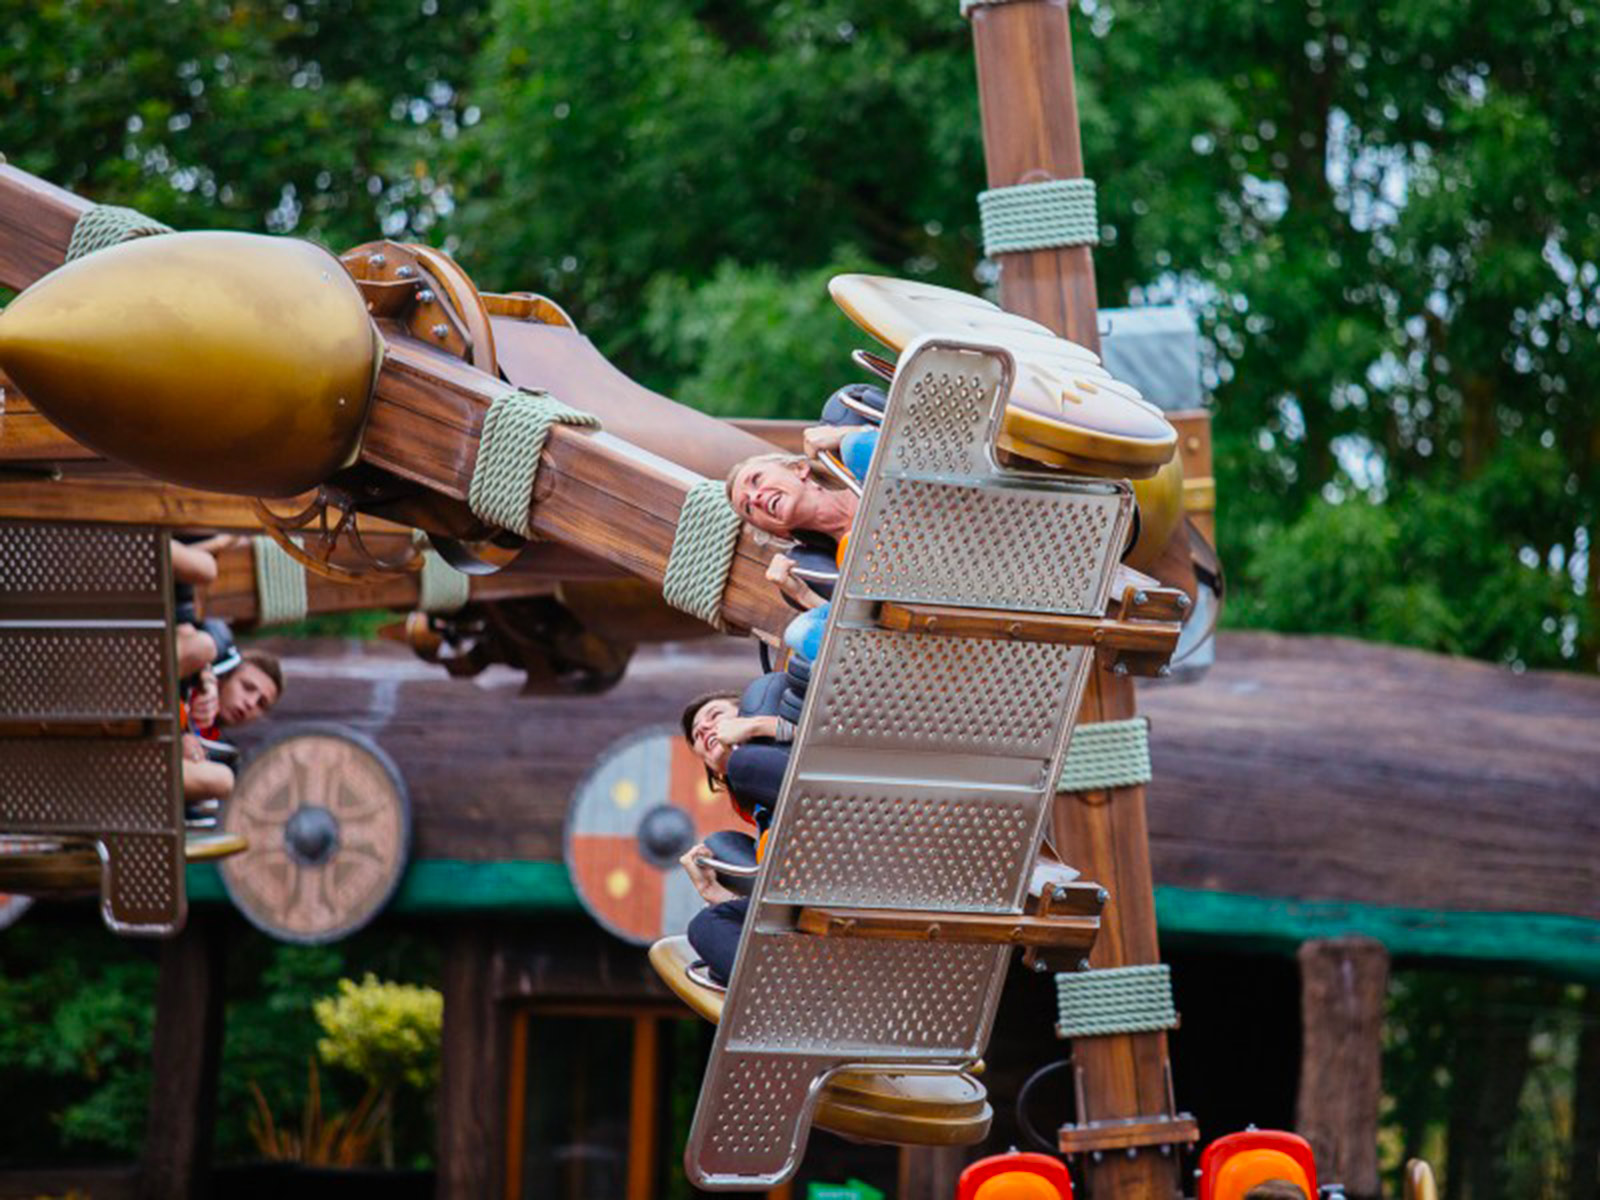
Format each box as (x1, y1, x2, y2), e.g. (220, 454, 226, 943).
(1, 0, 1597, 1190)
(3, 0, 1595, 669)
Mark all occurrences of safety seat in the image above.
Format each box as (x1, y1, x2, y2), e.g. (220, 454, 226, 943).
(1198, 1130, 1318, 1200)
(958, 1151, 1073, 1200)
(648, 935, 992, 1146)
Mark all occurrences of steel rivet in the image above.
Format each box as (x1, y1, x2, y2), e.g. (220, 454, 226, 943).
(432, 324, 449, 339)
(1112, 661, 1130, 677)
(1134, 590, 1149, 606)
(1077, 957, 1091, 972)
(369, 253, 386, 267)
(1158, 664, 1172, 677)
(1095, 887, 1109, 905)
(396, 265, 416, 278)
(417, 288, 435, 303)
(1176, 592, 1192, 610)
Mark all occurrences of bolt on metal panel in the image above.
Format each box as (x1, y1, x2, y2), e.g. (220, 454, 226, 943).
(685, 338, 1132, 1188)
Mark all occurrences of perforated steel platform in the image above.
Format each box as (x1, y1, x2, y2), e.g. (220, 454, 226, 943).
(0, 523, 185, 934)
(685, 338, 1133, 1187)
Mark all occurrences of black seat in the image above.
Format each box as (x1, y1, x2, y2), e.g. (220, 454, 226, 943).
(821, 382, 887, 427)
(702, 830, 758, 896)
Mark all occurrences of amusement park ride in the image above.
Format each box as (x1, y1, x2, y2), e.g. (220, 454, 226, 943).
(0, 3, 1444, 1199)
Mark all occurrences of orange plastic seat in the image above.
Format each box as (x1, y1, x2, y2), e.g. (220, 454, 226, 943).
(1198, 1130, 1317, 1200)
(958, 1151, 1072, 1200)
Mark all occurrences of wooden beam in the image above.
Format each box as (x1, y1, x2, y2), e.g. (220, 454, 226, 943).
(0, 164, 88, 291)
(969, 1, 1183, 1193)
(365, 333, 793, 637)
(0, 381, 99, 462)
(898, 1146, 967, 1200)
(795, 906, 1100, 951)
(438, 926, 511, 1200)
(1295, 937, 1388, 1199)
(1057, 1114, 1199, 1155)
(137, 913, 226, 1200)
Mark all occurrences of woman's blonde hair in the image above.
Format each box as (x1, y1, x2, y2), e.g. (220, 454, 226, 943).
(724, 451, 849, 513)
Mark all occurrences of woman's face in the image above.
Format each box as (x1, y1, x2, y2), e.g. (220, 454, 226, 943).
(729, 458, 817, 536)
(689, 697, 738, 774)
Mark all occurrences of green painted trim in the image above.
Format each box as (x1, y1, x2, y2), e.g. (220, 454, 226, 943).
(186, 859, 582, 916)
(1155, 886, 1600, 982)
(186, 861, 1600, 980)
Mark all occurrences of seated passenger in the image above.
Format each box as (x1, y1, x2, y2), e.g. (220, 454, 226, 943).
(172, 536, 232, 678)
(179, 648, 283, 808)
(728, 424, 879, 654)
(676, 679, 797, 986)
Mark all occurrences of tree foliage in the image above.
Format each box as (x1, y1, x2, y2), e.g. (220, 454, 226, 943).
(2, 0, 1591, 667)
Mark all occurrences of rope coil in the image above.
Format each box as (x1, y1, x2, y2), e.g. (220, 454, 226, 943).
(1055, 964, 1177, 1039)
(662, 479, 743, 629)
(1058, 717, 1151, 792)
(251, 536, 308, 626)
(978, 178, 1099, 256)
(65, 205, 173, 262)
(467, 389, 600, 537)
(418, 550, 471, 615)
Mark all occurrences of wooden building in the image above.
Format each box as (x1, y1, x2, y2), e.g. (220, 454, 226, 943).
(6, 630, 1593, 1200)
(11, 630, 1597, 1199)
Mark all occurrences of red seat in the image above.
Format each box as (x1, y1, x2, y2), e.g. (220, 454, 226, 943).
(957, 1151, 1072, 1200)
(1198, 1130, 1317, 1200)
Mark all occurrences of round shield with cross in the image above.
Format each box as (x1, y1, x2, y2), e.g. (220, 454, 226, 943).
(220, 724, 410, 944)
(564, 724, 748, 946)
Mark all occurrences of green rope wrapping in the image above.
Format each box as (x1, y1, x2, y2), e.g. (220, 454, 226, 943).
(1058, 717, 1150, 793)
(662, 479, 743, 629)
(418, 550, 470, 615)
(467, 390, 600, 537)
(1055, 964, 1178, 1039)
(978, 179, 1099, 256)
(65, 204, 174, 262)
(251, 536, 308, 626)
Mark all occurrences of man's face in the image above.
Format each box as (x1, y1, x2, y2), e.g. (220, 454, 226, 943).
(730, 458, 815, 537)
(688, 698, 738, 775)
(218, 663, 279, 728)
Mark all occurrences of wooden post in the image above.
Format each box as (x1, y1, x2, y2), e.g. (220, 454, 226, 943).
(1569, 986, 1600, 1200)
(1295, 937, 1390, 1199)
(137, 913, 227, 1200)
(437, 925, 511, 1200)
(967, 2, 1187, 1194)
(899, 1145, 968, 1200)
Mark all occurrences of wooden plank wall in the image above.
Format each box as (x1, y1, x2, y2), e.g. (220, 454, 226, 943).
(238, 631, 1600, 922)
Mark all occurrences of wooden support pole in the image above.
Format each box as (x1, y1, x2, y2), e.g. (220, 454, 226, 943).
(968, 2, 1184, 1195)
(899, 1145, 968, 1200)
(137, 913, 227, 1200)
(1569, 986, 1600, 1200)
(437, 926, 511, 1200)
(1295, 937, 1390, 1199)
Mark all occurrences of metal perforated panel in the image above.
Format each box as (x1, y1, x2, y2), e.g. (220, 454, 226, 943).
(0, 629, 169, 720)
(809, 629, 1086, 758)
(765, 783, 1038, 911)
(0, 524, 164, 612)
(0, 522, 184, 935)
(723, 936, 1005, 1053)
(852, 480, 1121, 612)
(686, 338, 1135, 1188)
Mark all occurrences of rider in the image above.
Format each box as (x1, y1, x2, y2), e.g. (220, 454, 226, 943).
(677, 679, 797, 985)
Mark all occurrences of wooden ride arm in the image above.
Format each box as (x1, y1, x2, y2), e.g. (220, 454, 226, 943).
(366, 332, 794, 636)
(0, 164, 89, 291)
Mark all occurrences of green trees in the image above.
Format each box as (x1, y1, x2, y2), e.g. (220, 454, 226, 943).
(3, 0, 1591, 668)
